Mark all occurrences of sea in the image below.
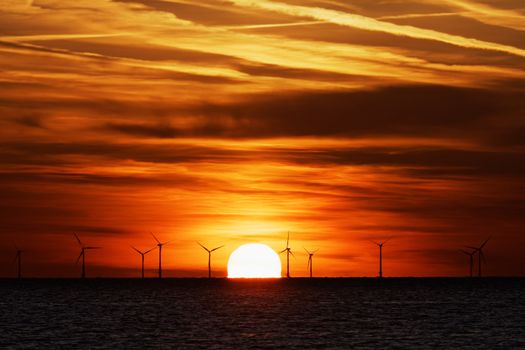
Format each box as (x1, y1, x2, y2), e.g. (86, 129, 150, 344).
(1, 278, 524, 349)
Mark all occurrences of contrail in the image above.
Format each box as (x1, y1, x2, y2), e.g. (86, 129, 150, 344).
(379, 13, 458, 20)
(229, 0, 525, 58)
(0, 33, 135, 42)
(220, 20, 325, 30)
(430, 0, 525, 31)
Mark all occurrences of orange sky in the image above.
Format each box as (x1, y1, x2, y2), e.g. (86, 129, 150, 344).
(1, 0, 524, 277)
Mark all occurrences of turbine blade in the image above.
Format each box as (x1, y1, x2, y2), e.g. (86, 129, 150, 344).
(76, 250, 83, 264)
(74, 233, 83, 247)
(197, 241, 210, 252)
(303, 247, 310, 255)
(313, 249, 319, 254)
(279, 249, 287, 254)
(144, 247, 156, 254)
(383, 236, 393, 245)
(85, 246, 101, 250)
(151, 233, 161, 244)
(465, 245, 479, 251)
(480, 236, 491, 249)
(131, 246, 142, 255)
(211, 245, 224, 252)
(290, 250, 296, 259)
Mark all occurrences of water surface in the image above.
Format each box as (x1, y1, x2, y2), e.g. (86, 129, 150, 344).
(1, 278, 524, 349)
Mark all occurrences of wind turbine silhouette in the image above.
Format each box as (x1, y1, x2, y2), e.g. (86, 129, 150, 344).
(466, 237, 490, 277)
(151, 233, 171, 279)
(74, 233, 101, 279)
(280, 232, 294, 278)
(460, 249, 476, 277)
(372, 237, 392, 278)
(131, 246, 156, 279)
(14, 245, 22, 279)
(304, 247, 318, 278)
(197, 242, 224, 278)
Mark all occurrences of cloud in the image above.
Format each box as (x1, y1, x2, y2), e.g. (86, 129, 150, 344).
(1, 0, 524, 277)
(229, 0, 525, 58)
(0, 33, 134, 42)
(378, 0, 525, 32)
(0, 142, 251, 166)
(100, 83, 525, 141)
(439, 0, 525, 31)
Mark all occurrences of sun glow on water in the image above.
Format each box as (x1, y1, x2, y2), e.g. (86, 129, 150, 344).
(227, 243, 281, 278)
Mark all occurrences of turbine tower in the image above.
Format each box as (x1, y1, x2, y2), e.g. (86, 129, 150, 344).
(197, 242, 224, 278)
(466, 237, 490, 277)
(151, 233, 171, 279)
(280, 232, 294, 278)
(131, 246, 156, 278)
(304, 248, 318, 278)
(74, 233, 101, 279)
(372, 237, 392, 278)
(14, 245, 22, 279)
(460, 249, 476, 277)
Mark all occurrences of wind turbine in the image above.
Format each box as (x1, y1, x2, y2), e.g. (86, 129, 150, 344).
(372, 237, 392, 278)
(14, 245, 22, 279)
(131, 246, 156, 278)
(151, 233, 171, 279)
(74, 233, 101, 279)
(197, 242, 224, 278)
(466, 237, 491, 277)
(280, 232, 294, 278)
(460, 249, 476, 277)
(304, 247, 318, 278)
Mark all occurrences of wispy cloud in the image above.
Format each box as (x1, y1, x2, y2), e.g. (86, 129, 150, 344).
(0, 33, 136, 42)
(229, 0, 525, 58)
(440, 0, 525, 31)
(218, 20, 325, 30)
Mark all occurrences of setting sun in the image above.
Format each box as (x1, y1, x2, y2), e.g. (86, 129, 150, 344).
(227, 244, 281, 278)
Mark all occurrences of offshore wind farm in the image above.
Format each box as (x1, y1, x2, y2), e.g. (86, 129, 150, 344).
(3, 232, 496, 279)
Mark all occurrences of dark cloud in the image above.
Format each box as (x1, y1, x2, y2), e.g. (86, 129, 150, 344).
(104, 123, 186, 138)
(2, 140, 525, 178)
(211, 84, 521, 137)
(12, 115, 45, 128)
(0, 171, 214, 188)
(102, 83, 525, 141)
(0, 142, 250, 165)
(305, 148, 525, 176)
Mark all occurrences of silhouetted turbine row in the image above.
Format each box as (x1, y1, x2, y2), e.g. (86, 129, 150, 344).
(9, 233, 490, 279)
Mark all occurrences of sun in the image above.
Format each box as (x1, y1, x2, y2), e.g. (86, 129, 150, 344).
(227, 243, 281, 278)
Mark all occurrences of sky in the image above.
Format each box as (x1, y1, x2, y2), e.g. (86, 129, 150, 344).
(1, 0, 524, 277)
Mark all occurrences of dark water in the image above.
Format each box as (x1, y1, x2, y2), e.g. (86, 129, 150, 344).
(1, 278, 524, 349)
